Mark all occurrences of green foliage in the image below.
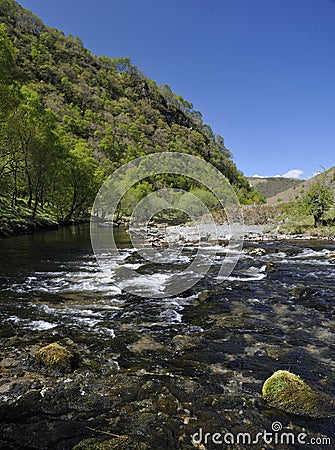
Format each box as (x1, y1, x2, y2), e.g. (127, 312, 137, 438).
(0, 22, 20, 118)
(0, 22, 15, 81)
(53, 137, 100, 222)
(0, 2, 263, 228)
(2, 85, 62, 212)
(298, 182, 333, 227)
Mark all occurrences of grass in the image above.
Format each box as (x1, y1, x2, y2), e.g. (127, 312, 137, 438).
(0, 196, 58, 237)
(275, 214, 335, 238)
(265, 200, 335, 237)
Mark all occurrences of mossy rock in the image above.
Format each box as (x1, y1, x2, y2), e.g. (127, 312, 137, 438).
(262, 370, 335, 418)
(198, 291, 212, 302)
(35, 343, 75, 373)
(290, 286, 312, 299)
(72, 437, 147, 450)
(264, 262, 277, 273)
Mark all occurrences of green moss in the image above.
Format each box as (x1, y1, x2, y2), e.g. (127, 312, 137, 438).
(290, 286, 311, 298)
(262, 370, 335, 418)
(35, 343, 74, 373)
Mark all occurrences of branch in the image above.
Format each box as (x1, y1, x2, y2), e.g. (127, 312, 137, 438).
(85, 426, 128, 440)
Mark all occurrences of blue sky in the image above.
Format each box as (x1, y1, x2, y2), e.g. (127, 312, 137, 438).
(17, 0, 335, 179)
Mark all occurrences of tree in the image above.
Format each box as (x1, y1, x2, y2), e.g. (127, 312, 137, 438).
(54, 138, 99, 222)
(298, 182, 334, 227)
(6, 86, 61, 211)
(111, 57, 133, 74)
(0, 23, 19, 116)
(0, 23, 20, 188)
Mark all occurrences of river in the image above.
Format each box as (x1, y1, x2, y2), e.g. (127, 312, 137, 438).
(0, 224, 334, 449)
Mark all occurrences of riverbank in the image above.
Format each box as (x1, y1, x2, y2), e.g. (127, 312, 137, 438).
(1, 194, 334, 241)
(0, 215, 59, 238)
(0, 197, 89, 238)
(140, 223, 335, 248)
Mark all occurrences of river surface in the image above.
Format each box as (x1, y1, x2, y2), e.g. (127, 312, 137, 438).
(0, 224, 334, 449)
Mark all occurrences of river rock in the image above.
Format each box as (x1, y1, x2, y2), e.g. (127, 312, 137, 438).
(35, 343, 76, 373)
(197, 291, 212, 302)
(264, 262, 277, 273)
(262, 370, 335, 418)
(172, 334, 203, 352)
(325, 250, 335, 259)
(0, 357, 19, 369)
(248, 247, 267, 256)
(290, 286, 312, 299)
(127, 336, 164, 353)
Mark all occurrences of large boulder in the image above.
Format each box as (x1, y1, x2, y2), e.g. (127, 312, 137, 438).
(262, 370, 335, 418)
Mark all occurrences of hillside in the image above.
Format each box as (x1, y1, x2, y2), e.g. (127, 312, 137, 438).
(267, 167, 335, 204)
(0, 0, 263, 236)
(247, 176, 304, 198)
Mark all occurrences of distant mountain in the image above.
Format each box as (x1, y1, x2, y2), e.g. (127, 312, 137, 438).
(247, 176, 304, 199)
(266, 167, 335, 204)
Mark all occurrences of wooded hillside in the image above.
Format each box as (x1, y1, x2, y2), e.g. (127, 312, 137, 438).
(0, 0, 263, 229)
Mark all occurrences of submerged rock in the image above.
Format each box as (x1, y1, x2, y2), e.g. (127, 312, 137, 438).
(264, 262, 277, 273)
(35, 343, 75, 373)
(172, 334, 203, 352)
(262, 370, 335, 418)
(290, 286, 312, 299)
(127, 336, 164, 353)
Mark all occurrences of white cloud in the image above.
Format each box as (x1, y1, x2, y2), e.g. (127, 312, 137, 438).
(281, 169, 305, 179)
(251, 169, 306, 179)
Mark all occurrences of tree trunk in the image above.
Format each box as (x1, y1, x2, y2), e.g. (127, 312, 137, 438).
(314, 215, 322, 227)
(64, 187, 77, 223)
(32, 192, 39, 218)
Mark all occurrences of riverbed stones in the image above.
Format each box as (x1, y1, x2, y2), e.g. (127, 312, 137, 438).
(262, 370, 335, 418)
(325, 250, 335, 259)
(0, 357, 19, 369)
(127, 336, 164, 353)
(172, 334, 203, 352)
(35, 343, 75, 373)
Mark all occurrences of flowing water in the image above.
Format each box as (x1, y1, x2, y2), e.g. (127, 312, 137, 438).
(0, 224, 334, 449)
